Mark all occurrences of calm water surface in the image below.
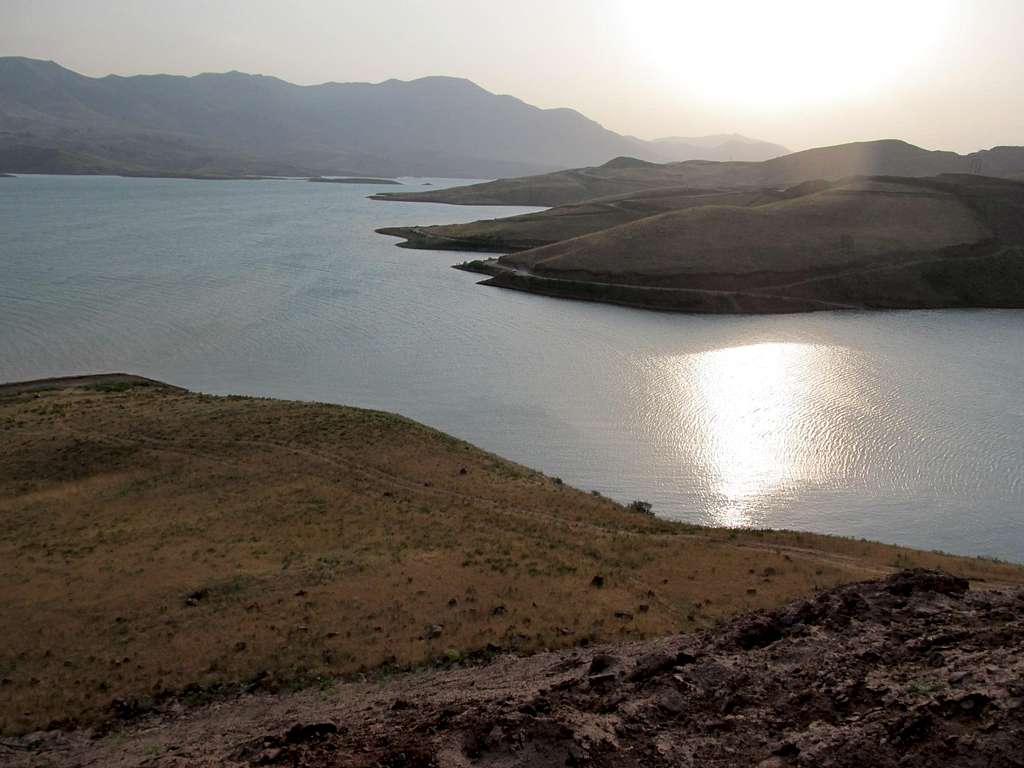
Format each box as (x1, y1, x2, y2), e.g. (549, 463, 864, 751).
(2, 175, 1022, 560)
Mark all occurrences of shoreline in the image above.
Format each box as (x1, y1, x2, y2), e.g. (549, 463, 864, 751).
(376, 225, 540, 253)
(450, 245, 1024, 315)
(3, 372, 1019, 561)
(309, 176, 401, 185)
(0, 170, 283, 181)
(454, 259, 863, 314)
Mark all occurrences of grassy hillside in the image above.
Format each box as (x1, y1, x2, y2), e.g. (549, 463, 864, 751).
(2, 378, 1021, 734)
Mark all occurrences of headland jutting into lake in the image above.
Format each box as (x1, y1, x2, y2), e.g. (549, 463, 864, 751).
(375, 141, 1024, 314)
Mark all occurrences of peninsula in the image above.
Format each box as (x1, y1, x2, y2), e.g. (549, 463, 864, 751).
(454, 175, 1024, 313)
(308, 176, 402, 185)
(376, 143, 1024, 313)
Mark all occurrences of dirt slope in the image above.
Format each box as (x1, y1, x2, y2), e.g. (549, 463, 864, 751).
(7, 570, 1024, 767)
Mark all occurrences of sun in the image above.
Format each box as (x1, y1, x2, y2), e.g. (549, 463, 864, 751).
(622, 0, 955, 108)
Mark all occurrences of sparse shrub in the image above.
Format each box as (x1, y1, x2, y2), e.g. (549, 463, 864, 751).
(627, 500, 653, 515)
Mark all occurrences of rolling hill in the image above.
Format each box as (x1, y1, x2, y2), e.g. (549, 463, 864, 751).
(374, 140, 1024, 206)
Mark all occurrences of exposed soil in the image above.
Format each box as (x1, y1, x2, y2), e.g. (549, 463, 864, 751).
(7, 570, 1023, 767)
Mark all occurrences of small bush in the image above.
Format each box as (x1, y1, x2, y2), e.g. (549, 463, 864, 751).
(627, 500, 653, 515)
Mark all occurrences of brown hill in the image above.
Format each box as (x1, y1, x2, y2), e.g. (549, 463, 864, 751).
(378, 187, 789, 252)
(2, 377, 1019, 738)
(373, 140, 1024, 207)
(460, 175, 1024, 313)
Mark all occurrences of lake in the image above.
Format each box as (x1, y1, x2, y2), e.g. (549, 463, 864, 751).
(2, 174, 1022, 561)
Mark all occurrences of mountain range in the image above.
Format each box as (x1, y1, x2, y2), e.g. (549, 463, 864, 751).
(0, 57, 787, 178)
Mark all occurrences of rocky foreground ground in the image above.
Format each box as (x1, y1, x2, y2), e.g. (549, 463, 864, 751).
(7, 570, 1022, 767)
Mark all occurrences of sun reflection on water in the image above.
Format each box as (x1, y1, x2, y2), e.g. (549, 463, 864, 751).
(651, 342, 843, 528)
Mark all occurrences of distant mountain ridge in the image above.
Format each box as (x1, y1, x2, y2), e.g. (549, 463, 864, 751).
(652, 134, 790, 161)
(0, 57, 785, 178)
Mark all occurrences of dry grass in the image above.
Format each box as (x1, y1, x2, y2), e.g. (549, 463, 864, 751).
(504, 179, 991, 281)
(1, 381, 1021, 734)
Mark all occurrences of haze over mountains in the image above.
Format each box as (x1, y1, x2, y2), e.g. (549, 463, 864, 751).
(652, 134, 791, 162)
(0, 57, 786, 178)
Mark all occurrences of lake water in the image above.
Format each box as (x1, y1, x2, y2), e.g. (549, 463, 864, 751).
(2, 174, 1022, 561)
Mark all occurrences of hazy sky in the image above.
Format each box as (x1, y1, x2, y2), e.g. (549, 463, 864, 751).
(2, 0, 1022, 153)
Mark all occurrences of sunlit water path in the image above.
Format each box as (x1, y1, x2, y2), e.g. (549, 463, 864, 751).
(2, 175, 1022, 560)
